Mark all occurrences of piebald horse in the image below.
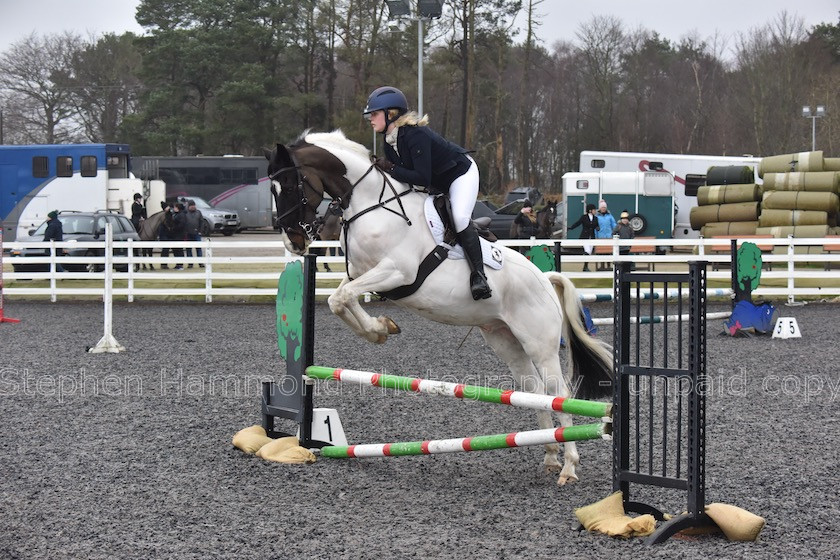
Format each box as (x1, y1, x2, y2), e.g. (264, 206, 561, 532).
(265, 130, 612, 485)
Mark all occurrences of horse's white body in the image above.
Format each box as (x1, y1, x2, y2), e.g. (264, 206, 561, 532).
(278, 131, 612, 485)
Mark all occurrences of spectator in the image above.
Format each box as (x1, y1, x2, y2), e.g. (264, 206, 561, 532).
(43, 210, 65, 272)
(183, 200, 204, 268)
(171, 203, 186, 269)
(613, 210, 635, 255)
(568, 203, 599, 271)
(158, 203, 174, 269)
(514, 199, 538, 253)
(595, 200, 617, 239)
(131, 193, 148, 271)
(130, 193, 146, 231)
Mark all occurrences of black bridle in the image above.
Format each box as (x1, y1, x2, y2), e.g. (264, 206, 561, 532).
(268, 164, 323, 240)
(270, 156, 419, 245)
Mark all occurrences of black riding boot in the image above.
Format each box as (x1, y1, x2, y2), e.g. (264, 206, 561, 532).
(456, 227, 492, 300)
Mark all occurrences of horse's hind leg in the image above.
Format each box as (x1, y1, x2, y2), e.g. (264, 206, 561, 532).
(480, 327, 580, 482)
(482, 325, 581, 486)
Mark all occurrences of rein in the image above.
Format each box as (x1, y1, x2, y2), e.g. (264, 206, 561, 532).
(339, 164, 419, 269)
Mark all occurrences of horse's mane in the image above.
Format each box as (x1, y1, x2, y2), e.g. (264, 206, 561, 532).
(303, 129, 371, 162)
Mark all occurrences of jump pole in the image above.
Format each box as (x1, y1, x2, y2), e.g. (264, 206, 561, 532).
(319, 423, 610, 458)
(591, 311, 730, 326)
(305, 366, 612, 420)
(579, 287, 732, 303)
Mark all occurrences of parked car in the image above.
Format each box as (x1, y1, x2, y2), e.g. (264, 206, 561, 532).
(11, 211, 140, 272)
(175, 196, 240, 236)
(504, 186, 542, 205)
(472, 199, 561, 240)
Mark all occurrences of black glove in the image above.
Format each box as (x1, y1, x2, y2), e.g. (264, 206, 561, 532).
(374, 157, 395, 173)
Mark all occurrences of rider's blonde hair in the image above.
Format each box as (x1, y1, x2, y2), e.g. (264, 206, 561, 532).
(390, 110, 429, 127)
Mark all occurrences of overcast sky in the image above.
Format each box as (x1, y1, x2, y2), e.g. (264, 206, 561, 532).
(0, 1, 837, 56)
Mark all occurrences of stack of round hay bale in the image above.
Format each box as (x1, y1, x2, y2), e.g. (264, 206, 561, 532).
(755, 150, 840, 237)
(689, 165, 762, 236)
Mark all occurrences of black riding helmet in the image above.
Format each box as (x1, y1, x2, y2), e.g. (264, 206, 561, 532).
(363, 86, 408, 132)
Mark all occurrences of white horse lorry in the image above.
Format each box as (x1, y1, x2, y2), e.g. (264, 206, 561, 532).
(567, 150, 763, 239)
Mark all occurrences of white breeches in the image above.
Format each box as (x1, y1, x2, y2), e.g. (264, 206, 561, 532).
(449, 157, 480, 233)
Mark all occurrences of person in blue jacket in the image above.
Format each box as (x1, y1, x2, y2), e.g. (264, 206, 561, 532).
(363, 86, 491, 300)
(595, 199, 617, 239)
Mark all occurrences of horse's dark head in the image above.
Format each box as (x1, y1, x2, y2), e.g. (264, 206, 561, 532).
(537, 201, 558, 238)
(264, 140, 349, 254)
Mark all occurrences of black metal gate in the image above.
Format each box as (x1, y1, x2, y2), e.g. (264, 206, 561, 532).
(612, 261, 715, 543)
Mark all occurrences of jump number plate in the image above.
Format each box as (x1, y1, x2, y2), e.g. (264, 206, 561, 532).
(772, 317, 801, 339)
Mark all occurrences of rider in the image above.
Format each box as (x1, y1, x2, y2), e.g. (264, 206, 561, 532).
(363, 86, 491, 300)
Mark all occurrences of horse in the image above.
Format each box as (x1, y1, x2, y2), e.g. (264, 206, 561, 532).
(508, 201, 557, 242)
(264, 130, 613, 486)
(311, 199, 343, 272)
(536, 201, 558, 238)
(137, 211, 166, 269)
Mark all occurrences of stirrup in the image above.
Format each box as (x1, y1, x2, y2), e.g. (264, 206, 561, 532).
(470, 271, 492, 300)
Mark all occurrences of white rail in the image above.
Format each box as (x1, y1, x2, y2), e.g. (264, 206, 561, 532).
(3, 236, 840, 303)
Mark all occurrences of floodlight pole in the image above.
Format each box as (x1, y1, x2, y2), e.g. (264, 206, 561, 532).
(417, 17, 423, 117)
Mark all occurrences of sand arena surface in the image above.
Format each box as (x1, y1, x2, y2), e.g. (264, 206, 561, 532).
(1, 299, 838, 558)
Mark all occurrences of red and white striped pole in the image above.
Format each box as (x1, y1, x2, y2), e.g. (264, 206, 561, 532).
(0, 229, 21, 324)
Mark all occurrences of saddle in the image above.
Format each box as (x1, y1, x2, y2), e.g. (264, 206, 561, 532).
(432, 195, 497, 243)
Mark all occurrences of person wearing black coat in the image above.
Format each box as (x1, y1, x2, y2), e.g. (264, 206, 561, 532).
(43, 210, 65, 272)
(568, 203, 599, 271)
(363, 85, 491, 301)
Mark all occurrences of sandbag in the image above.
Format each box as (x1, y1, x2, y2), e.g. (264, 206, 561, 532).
(575, 491, 656, 538)
(758, 209, 835, 228)
(762, 171, 840, 194)
(758, 151, 824, 178)
(690, 202, 760, 230)
(755, 224, 830, 238)
(825, 158, 840, 172)
(705, 503, 766, 541)
(700, 221, 759, 237)
(232, 425, 274, 454)
(761, 191, 840, 212)
(706, 165, 755, 185)
(697, 184, 761, 205)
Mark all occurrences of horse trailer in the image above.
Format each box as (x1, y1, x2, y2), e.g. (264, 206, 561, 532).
(0, 144, 163, 241)
(562, 171, 675, 239)
(578, 150, 762, 239)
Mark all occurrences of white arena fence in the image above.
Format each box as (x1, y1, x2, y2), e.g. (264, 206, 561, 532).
(3, 236, 840, 304)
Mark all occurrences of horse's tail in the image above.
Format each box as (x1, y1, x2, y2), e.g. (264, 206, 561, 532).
(545, 272, 614, 400)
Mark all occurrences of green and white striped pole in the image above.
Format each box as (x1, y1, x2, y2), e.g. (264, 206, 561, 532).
(305, 366, 612, 420)
(320, 423, 610, 458)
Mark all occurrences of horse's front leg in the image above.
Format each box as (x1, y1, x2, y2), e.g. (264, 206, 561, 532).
(328, 263, 407, 344)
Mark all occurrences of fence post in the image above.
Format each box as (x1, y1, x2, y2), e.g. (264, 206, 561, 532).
(205, 239, 212, 303)
(88, 224, 125, 353)
(787, 235, 796, 306)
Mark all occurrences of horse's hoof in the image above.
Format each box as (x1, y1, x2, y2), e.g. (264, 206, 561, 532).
(556, 467, 579, 486)
(542, 463, 562, 474)
(383, 317, 401, 334)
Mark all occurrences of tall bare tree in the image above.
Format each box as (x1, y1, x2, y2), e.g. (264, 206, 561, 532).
(0, 32, 85, 143)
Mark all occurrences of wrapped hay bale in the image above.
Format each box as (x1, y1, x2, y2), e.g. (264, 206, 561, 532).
(706, 165, 755, 185)
(758, 151, 824, 178)
(762, 171, 840, 194)
(758, 209, 835, 228)
(826, 158, 840, 172)
(756, 224, 829, 237)
(690, 202, 760, 230)
(697, 184, 761, 205)
(700, 221, 759, 237)
(761, 191, 840, 212)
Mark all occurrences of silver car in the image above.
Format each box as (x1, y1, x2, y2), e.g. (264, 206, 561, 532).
(177, 196, 240, 236)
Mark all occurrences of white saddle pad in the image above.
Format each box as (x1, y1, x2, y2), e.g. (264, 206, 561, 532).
(424, 197, 503, 270)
